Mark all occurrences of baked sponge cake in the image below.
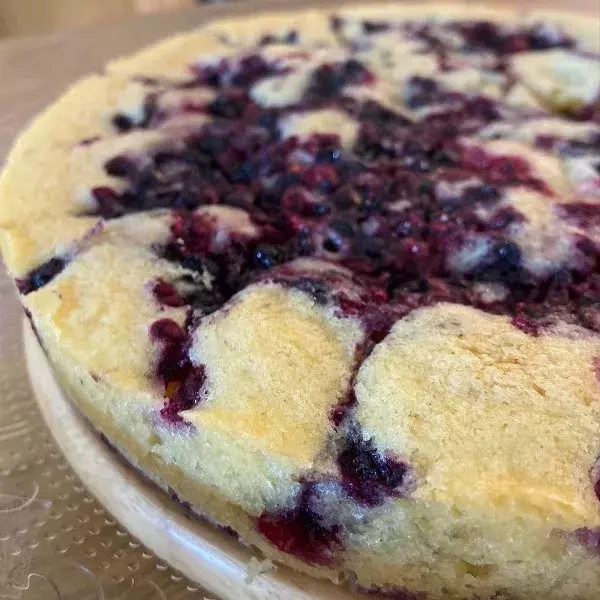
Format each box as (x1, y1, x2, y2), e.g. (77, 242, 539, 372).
(1, 3, 599, 598)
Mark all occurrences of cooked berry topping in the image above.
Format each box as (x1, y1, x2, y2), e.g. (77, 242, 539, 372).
(89, 93, 600, 329)
(457, 145, 551, 194)
(404, 76, 443, 110)
(91, 187, 122, 219)
(105, 91, 595, 329)
(573, 527, 600, 555)
(161, 366, 206, 423)
(558, 202, 600, 229)
(193, 54, 282, 88)
(452, 21, 574, 54)
(105, 154, 136, 177)
(257, 484, 342, 565)
(402, 19, 575, 56)
(288, 277, 330, 305)
(259, 30, 298, 46)
(150, 318, 206, 424)
(152, 279, 185, 307)
(252, 244, 287, 270)
(471, 240, 523, 283)
(511, 315, 542, 337)
(112, 113, 134, 133)
(112, 96, 157, 132)
(305, 60, 374, 103)
(338, 428, 411, 506)
(16, 257, 67, 295)
(149, 318, 188, 342)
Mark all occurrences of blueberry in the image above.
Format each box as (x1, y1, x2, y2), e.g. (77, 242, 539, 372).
(404, 76, 440, 110)
(457, 21, 508, 54)
(474, 240, 522, 282)
(316, 148, 342, 164)
(305, 60, 371, 101)
(353, 237, 385, 260)
(111, 113, 133, 132)
(493, 240, 521, 271)
(252, 244, 285, 269)
(338, 430, 410, 506)
(192, 134, 227, 157)
(231, 55, 273, 86)
(308, 65, 345, 98)
(290, 277, 329, 304)
(104, 155, 135, 178)
(16, 257, 66, 294)
(29, 258, 65, 293)
(417, 178, 435, 197)
(330, 219, 358, 238)
(332, 187, 356, 209)
(284, 30, 299, 44)
(139, 95, 158, 128)
(229, 161, 255, 184)
(260, 30, 298, 45)
(181, 255, 218, 274)
(257, 110, 280, 137)
(431, 149, 456, 168)
(527, 25, 572, 51)
(363, 20, 389, 34)
(330, 15, 343, 31)
(312, 203, 329, 216)
(323, 237, 342, 253)
(208, 95, 246, 119)
(462, 184, 500, 205)
(193, 64, 223, 87)
(342, 59, 369, 82)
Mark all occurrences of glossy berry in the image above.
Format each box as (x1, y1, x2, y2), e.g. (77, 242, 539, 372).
(252, 244, 286, 270)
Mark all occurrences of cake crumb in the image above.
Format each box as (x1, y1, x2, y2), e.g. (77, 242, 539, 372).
(245, 556, 276, 584)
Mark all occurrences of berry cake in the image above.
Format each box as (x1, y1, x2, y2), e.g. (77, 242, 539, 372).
(2, 2, 600, 598)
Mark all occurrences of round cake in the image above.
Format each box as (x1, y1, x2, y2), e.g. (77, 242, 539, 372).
(2, 2, 600, 598)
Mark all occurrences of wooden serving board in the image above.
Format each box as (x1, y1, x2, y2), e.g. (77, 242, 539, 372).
(23, 320, 368, 600)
